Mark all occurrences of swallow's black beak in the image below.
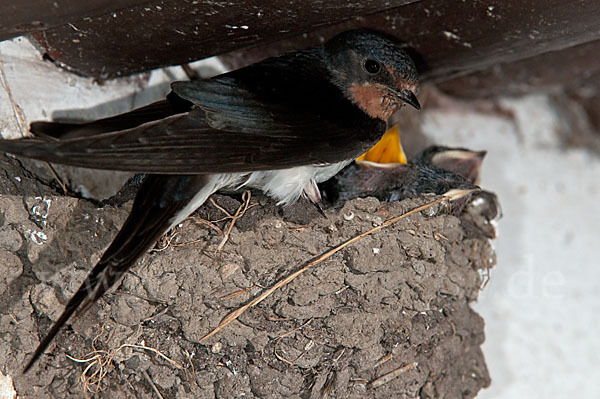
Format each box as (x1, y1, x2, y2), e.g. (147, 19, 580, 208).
(397, 89, 421, 110)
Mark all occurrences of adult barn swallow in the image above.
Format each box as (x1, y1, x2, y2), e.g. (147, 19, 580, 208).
(0, 29, 420, 371)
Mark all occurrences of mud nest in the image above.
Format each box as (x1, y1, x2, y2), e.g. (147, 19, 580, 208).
(0, 154, 495, 398)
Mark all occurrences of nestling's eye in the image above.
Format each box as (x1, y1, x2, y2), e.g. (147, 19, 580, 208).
(364, 59, 381, 74)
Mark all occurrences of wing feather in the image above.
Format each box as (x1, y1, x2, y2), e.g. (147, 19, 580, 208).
(1, 75, 383, 173)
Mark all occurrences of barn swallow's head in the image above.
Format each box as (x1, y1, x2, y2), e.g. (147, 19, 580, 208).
(324, 29, 420, 121)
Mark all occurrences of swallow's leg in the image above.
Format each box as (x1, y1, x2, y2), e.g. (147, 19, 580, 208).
(303, 179, 327, 218)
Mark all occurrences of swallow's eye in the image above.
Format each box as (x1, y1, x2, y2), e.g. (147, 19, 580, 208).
(364, 59, 381, 74)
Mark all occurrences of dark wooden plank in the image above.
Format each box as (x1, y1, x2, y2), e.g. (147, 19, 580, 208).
(29, 0, 418, 79)
(231, 0, 600, 83)
(12, 0, 600, 89)
(438, 39, 600, 99)
(0, 0, 149, 41)
(365, 0, 600, 82)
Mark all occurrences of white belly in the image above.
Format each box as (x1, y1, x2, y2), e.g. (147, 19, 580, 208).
(168, 161, 350, 229)
(241, 160, 351, 205)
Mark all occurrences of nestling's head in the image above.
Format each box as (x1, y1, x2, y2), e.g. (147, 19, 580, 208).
(414, 145, 487, 184)
(324, 29, 420, 121)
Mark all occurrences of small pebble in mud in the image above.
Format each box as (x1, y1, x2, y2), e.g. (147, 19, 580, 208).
(212, 342, 223, 353)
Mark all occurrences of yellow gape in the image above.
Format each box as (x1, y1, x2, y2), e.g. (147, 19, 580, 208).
(356, 123, 407, 165)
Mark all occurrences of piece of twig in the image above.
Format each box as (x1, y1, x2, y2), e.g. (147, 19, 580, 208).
(66, 341, 184, 394)
(155, 212, 227, 252)
(187, 216, 224, 236)
(369, 362, 418, 388)
(65, 351, 110, 394)
(199, 196, 446, 343)
(120, 344, 184, 370)
(0, 50, 27, 137)
(214, 190, 256, 251)
(142, 306, 170, 323)
(321, 371, 336, 399)
(143, 370, 165, 399)
(44, 162, 68, 194)
(277, 318, 313, 340)
(154, 230, 179, 252)
(274, 351, 295, 366)
(209, 198, 234, 222)
(373, 353, 393, 369)
(219, 287, 252, 300)
(183, 348, 196, 376)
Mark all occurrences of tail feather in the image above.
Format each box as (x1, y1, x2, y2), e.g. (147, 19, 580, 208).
(23, 173, 210, 372)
